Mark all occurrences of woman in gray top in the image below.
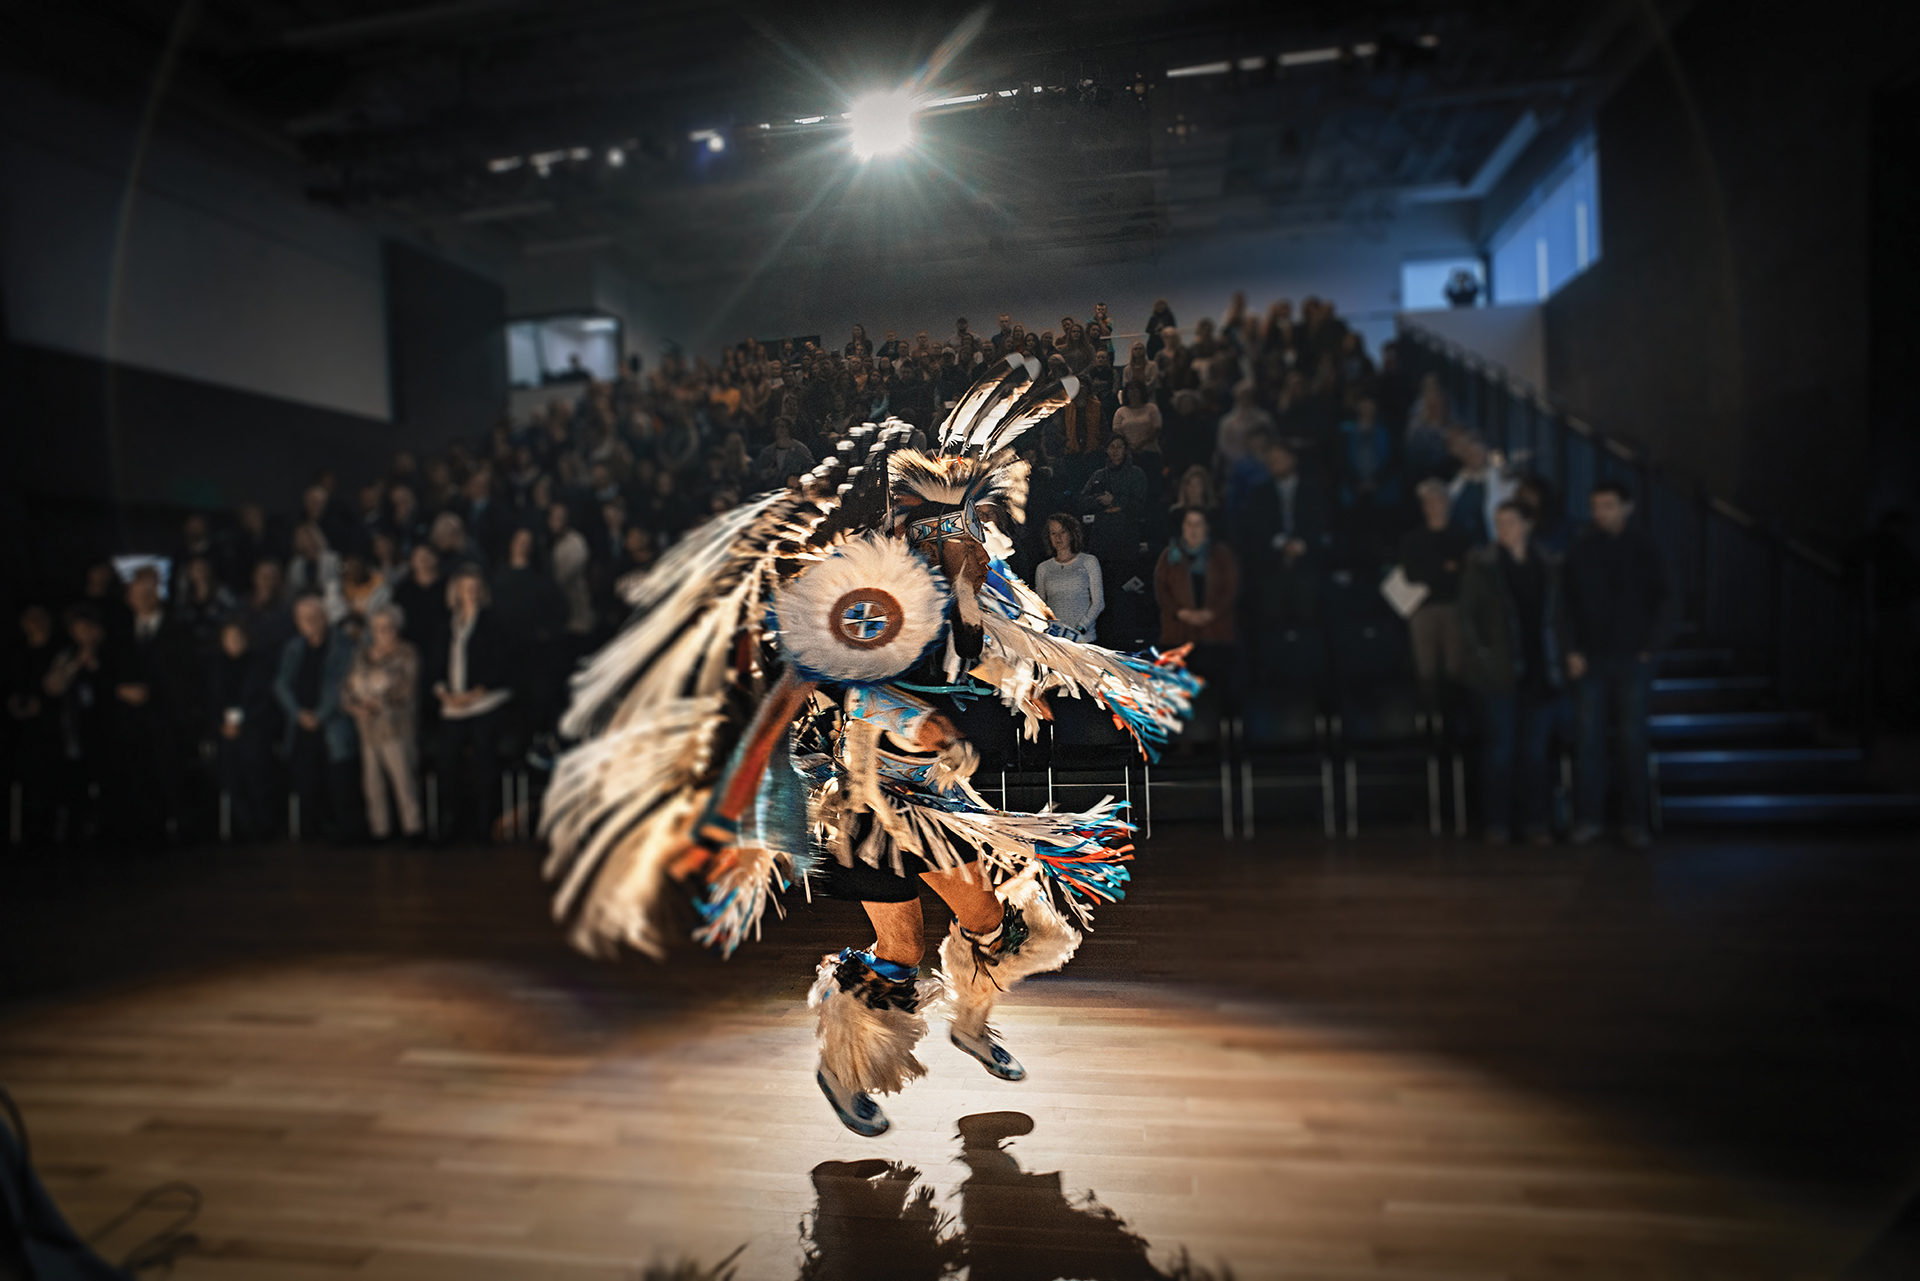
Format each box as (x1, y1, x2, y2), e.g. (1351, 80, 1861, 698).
(1033, 513, 1104, 641)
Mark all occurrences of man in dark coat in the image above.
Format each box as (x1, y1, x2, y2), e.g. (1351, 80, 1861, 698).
(208, 619, 279, 841)
(1237, 437, 1331, 630)
(110, 568, 201, 845)
(1563, 480, 1671, 847)
(273, 593, 360, 841)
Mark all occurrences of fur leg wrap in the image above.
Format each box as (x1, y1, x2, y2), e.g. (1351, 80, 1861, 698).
(808, 950, 944, 1096)
(939, 866, 1081, 1040)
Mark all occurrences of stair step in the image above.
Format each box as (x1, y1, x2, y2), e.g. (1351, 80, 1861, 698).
(1651, 676, 1772, 694)
(1648, 711, 1816, 742)
(1661, 792, 1920, 823)
(1654, 747, 1865, 786)
(1655, 648, 1737, 671)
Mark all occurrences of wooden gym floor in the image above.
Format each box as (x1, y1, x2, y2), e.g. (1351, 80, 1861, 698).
(3, 829, 1918, 1279)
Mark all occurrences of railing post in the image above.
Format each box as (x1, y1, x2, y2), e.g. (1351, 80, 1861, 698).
(1861, 560, 1878, 752)
(1767, 524, 1788, 706)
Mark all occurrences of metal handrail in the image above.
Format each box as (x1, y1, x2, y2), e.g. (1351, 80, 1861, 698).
(1396, 318, 1844, 583)
(1394, 319, 1872, 737)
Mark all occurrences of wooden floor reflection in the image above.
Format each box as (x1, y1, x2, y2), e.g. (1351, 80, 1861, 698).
(2, 831, 1915, 1278)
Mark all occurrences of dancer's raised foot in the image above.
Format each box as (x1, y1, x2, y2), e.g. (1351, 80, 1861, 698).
(949, 1026, 1026, 1081)
(816, 1060, 890, 1137)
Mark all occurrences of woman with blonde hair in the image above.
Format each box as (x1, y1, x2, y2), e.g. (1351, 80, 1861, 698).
(429, 566, 510, 841)
(1165, 465, 1218, 540)
(343, 604, 423, 842)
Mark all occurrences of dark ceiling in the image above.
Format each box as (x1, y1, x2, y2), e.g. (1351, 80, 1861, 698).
(4, 1, 1667, 288)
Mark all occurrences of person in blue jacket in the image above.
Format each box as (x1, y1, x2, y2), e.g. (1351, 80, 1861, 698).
(274, 592, 359, 841)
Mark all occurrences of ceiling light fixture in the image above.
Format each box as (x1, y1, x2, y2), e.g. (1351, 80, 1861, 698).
(847, 88, 915, 161)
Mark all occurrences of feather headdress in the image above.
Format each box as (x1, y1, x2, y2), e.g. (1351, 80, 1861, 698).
(935, 353, 1080, 458)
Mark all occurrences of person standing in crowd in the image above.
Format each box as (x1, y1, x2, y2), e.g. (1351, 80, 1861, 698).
(1167, 465, 1220, 544)
(1155, 506, 1239, 692)
(1404, 373, 1458, 481)
(1515, 474, 1569, 555)
(430, 511, 485, 577)
(1034, 514, 1104, 642)
(1075, 435, 1150, 646)
(1445, 433, 1515, 547)
(1110, 383, 1164, 494)
(392, 544, 449, 658)
(1144, 298, 1177, 359)
(113, 567, 197, 846)
(287, 522, 347, 623)
(1564, 480, 1670, 848)
(80, 559, 133, 642)
(1239, 437, 1329, 628)
(385, 483, 429, 554)
(172, 555, 235, 661)
(1215, 383, 1275, 477)
(1397, 479, 1473, 707)
(1120, 340, 1160, 399)
(1337, 396, 1400, 512)
(989, 314, 1015, 357)
(208, 619, 277, 842)
(339, 552, 388, 626)
(238, 559, 294, 656)
(548, 501, 595, 642)
(431, 566, 510, 844)
(342, 605, 423, 844)
(42, 604, 112, 843)
(953, 317, 982, 368)
(6, 604, 61, 846)
(1336, 395, 1402, 572)
(458, 463, 512, 565)
(1459, 501, 1569, 845)
(491, 526, 568, 739)
(274, 593, 359, 842)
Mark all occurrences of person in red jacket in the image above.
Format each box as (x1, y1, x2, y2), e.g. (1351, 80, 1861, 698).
(1155, 505, 1240, 698)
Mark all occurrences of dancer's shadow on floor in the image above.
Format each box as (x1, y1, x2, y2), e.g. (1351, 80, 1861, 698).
(800, 1113, 1230, 1281)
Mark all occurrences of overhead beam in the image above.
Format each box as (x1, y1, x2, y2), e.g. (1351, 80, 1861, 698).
(1400, 110, 1540, 204)
(277, 0, 532, 50)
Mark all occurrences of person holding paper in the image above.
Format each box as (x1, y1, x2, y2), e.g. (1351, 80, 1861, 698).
(1396, 479, 1472, 706)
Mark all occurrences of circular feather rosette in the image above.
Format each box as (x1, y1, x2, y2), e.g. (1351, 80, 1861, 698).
(775, 534, 951, 685)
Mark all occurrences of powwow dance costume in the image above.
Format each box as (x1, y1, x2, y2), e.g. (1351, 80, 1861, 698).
(541, 355, 1199, 1135)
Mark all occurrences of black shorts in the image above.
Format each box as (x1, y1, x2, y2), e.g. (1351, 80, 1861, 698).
(818, 809, 981, 903)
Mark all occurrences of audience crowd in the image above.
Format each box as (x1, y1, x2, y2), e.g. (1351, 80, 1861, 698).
(2, 290, 1668, 849)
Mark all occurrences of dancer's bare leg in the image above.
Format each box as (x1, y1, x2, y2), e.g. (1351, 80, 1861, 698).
(861, 899, 926, 967)
(921, 865, 1003, 934)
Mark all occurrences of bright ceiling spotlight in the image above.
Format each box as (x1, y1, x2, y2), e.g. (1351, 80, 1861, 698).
(847, 88, 915, 161)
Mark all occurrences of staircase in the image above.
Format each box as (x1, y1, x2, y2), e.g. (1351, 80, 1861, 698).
(1652, 635, 1920, 827)
(1396, 320, 1919, 832)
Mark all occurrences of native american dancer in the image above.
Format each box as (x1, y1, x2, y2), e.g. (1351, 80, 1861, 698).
(540, 355, 1199, 1135)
